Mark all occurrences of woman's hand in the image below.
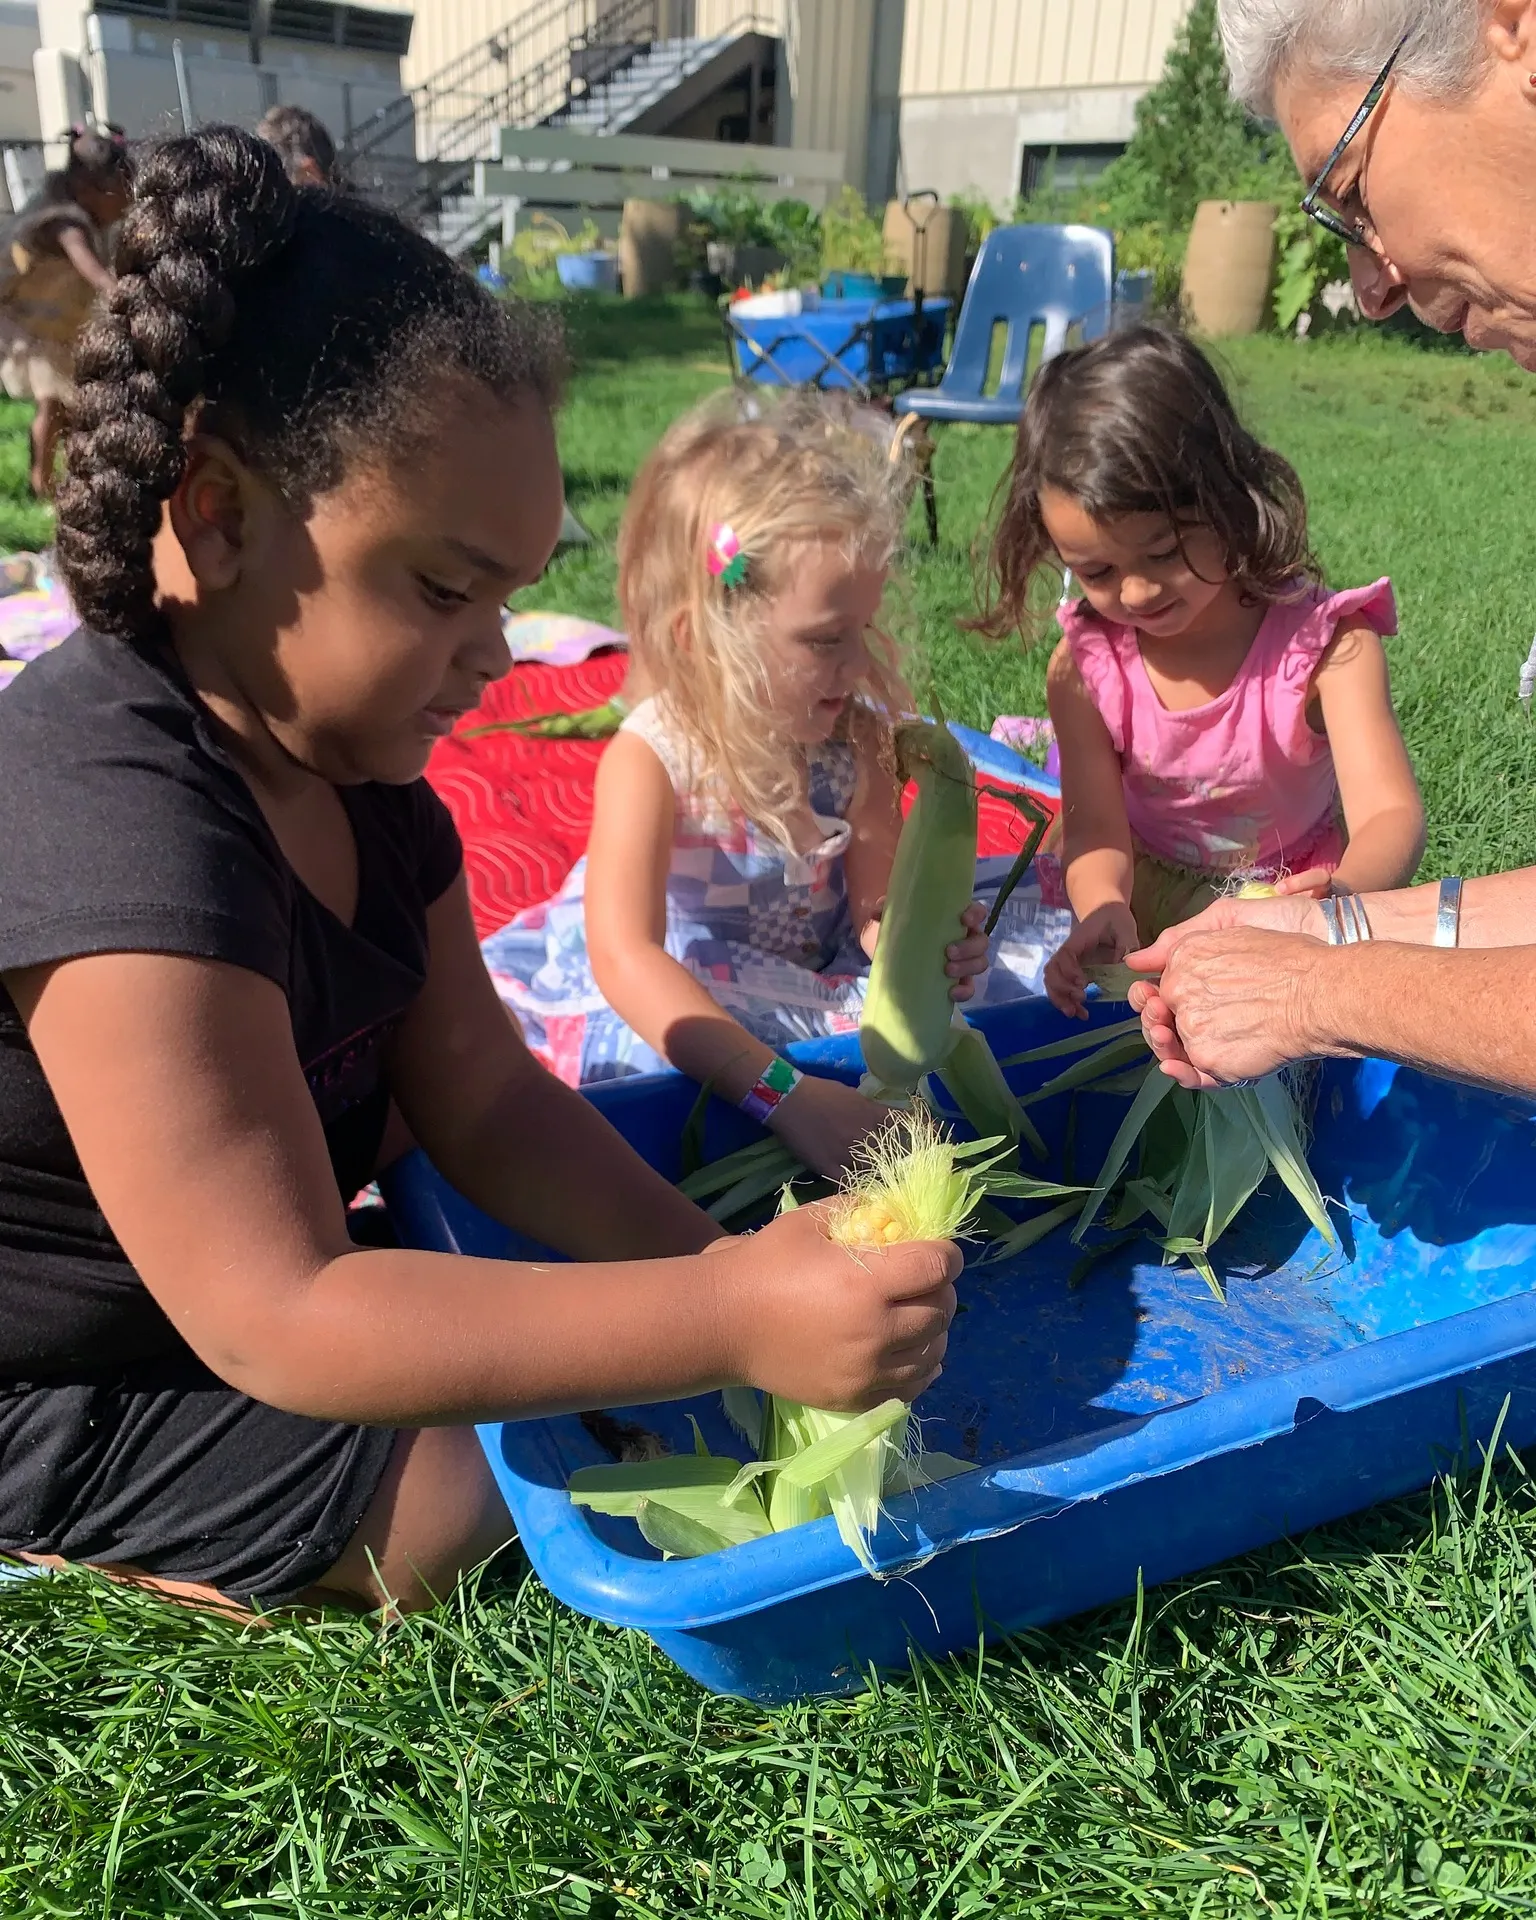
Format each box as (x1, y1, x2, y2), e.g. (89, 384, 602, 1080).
(769, 1073, 889, 1180)
(718, 1201, 959, 1410)
(860, 899, 991, 1003)
(1045, 901, 1140, 1018)
(1128, 925, 1335, 1090)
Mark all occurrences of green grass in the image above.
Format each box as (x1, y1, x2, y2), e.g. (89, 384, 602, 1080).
(7, 300, 1536, 1915)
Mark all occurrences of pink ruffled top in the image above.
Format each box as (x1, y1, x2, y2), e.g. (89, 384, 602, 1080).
(1060, 578, 1397, 876)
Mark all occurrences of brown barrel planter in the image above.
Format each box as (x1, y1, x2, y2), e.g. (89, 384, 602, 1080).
(1180, 200, 1278, 336)
(620, 200, 683, 298)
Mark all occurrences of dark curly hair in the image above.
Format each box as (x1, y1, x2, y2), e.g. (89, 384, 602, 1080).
(55, 124, 565, 646)
(973, 324, 1318, 642)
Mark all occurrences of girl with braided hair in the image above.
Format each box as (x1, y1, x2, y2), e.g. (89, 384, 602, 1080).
(0, 127, 958, 1616)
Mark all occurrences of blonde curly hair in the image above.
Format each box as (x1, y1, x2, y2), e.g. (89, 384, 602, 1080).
(617, 389, 915, 847)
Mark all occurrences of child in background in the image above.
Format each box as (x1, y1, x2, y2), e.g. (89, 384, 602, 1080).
(974, 325, 1425, 1018)
(484, 392, 1065, 1179)
(0, 129, 957, 1617)
(254, 104, 342, 189)
(0, 127, 131, 495)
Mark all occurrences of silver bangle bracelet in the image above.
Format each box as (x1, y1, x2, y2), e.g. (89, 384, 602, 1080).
(1321, 892, 1372, 946)
(1434, 875, 1464, 948)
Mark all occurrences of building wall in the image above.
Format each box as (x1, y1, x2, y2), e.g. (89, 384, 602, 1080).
(0, 0, 39, 140)
(895, 0, 1192, 205)
(395, 0, 1193, 205)
(898, 0, 1189, 96)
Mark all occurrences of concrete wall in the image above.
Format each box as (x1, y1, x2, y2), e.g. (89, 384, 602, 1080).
(0, 0, 39, 141)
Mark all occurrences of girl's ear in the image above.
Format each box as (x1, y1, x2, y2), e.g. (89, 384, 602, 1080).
(165, 435, 262, 593)
(670, 604, 693, 654)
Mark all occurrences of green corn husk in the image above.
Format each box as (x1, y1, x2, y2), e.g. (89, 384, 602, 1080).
(459, 698, 627, 741)
(572, 1109, 1001, 1570)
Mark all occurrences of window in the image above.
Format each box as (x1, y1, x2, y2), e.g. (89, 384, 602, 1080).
(1020, 142, 1123, 201)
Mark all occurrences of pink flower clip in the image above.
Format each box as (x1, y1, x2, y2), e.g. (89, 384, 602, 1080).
(706, 521, 748, 589)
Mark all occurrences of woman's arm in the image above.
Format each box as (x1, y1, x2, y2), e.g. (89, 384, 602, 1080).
(5, 950, 960, 1424)
(393, 876, 724, 1260)
(1127, 868, 1536, 1095)
(1310, 618, 1426, 892)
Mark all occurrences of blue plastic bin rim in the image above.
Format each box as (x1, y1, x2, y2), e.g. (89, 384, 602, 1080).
(479, 1277, 1536, 1635)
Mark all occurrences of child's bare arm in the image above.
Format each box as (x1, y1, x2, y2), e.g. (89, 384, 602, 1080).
(4, 948, 957, 1423)
(1044, 642, 1139, 1017)
(1047, 641, 1136, 919)
(842, 708, 903, 935)
(1310, 619, 1426, 893)
(584, 729, 784, 1105)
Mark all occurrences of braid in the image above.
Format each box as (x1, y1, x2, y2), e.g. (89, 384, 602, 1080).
(54, 124, 563, 648)
(56, 129, 297, 642)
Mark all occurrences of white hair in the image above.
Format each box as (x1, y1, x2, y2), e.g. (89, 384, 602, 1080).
(1218, 0, 1488, 117)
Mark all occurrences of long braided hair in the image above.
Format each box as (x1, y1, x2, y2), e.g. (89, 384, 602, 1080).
(55, 125, 564, 647)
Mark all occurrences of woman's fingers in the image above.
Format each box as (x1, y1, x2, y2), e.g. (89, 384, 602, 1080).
(1142, 927, 1329, 1083)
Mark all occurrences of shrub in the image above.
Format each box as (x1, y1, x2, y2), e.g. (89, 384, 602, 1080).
(819, 186, 888, 276)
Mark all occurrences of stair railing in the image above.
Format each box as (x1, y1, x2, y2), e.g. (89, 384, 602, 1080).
(342, 0, 662, 215)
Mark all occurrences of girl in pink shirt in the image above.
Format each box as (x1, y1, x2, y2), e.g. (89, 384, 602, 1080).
(978, 326, 1425, 1017)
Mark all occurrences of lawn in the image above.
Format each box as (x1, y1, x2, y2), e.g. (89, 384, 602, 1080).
(6, 300, 1536, 1917)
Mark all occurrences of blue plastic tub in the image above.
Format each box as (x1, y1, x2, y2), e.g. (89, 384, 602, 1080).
(729, 295, 951, 390)
(385, 999, 1536, 1701)
(556, 252, 620, 294)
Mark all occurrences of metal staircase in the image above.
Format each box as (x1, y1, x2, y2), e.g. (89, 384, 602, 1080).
(341, 0, 664, 225)
(551, 30, 762, 136)
(340, 1, 777, 257)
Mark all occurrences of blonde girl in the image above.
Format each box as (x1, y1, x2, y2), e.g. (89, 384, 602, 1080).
(484, 391, 1001, 1180)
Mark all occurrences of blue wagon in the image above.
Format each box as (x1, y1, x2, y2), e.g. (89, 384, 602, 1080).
(385, 998, 1536, 1702)
(724, 294, 951, 397)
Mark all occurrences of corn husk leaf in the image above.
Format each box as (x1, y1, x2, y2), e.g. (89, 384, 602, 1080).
(1074, 1064, 1177, 1241)
(883, 1449, 976, 1493)
(981, 1195, 1081, 1261)
(1019, 1032, 1152, 1108)
(678, 1135, 800, 1202)
(1081, 961, 1143, 1001)
(1247, 1076, 1337, 1244)
(569, 1456, 771, 1548)
(934, 1020, 1047, 1159)
(997, 1014, 1145, 1070)
(721, 1385, 763, 1451)
(634, 1499, 749, 1559)
(1160, 1235, 1224, 1301)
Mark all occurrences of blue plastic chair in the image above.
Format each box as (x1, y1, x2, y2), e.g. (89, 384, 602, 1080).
(893, 223, 1114, 539)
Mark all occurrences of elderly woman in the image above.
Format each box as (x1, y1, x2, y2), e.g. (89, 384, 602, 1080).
(1130, 0, 1536, 1098)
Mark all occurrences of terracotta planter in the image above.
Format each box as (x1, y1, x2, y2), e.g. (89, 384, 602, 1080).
(620, 200, 682, 297)
(1181, 200, 1278, 336)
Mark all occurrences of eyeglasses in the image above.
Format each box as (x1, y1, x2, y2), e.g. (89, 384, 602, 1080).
(1300, 29, 1410, 249)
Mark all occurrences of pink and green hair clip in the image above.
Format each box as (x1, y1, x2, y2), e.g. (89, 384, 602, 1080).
(706, 521, 748, 590)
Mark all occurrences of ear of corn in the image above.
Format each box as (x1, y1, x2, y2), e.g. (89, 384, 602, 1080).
(571, 1109, 997, 1570)
(859, 721, 979, 1096)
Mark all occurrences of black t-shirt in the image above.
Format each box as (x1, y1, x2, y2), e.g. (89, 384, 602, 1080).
(0, 630, 462, 1386)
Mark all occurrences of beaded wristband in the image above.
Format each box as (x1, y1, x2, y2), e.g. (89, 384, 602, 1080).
(739, 1055, 803, 1125)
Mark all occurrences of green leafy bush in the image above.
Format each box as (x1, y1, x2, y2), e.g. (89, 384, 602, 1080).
(819, 186, 888, 276)
(1271, 203, 1352, 333)
(1018, 0, 1307, 330)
